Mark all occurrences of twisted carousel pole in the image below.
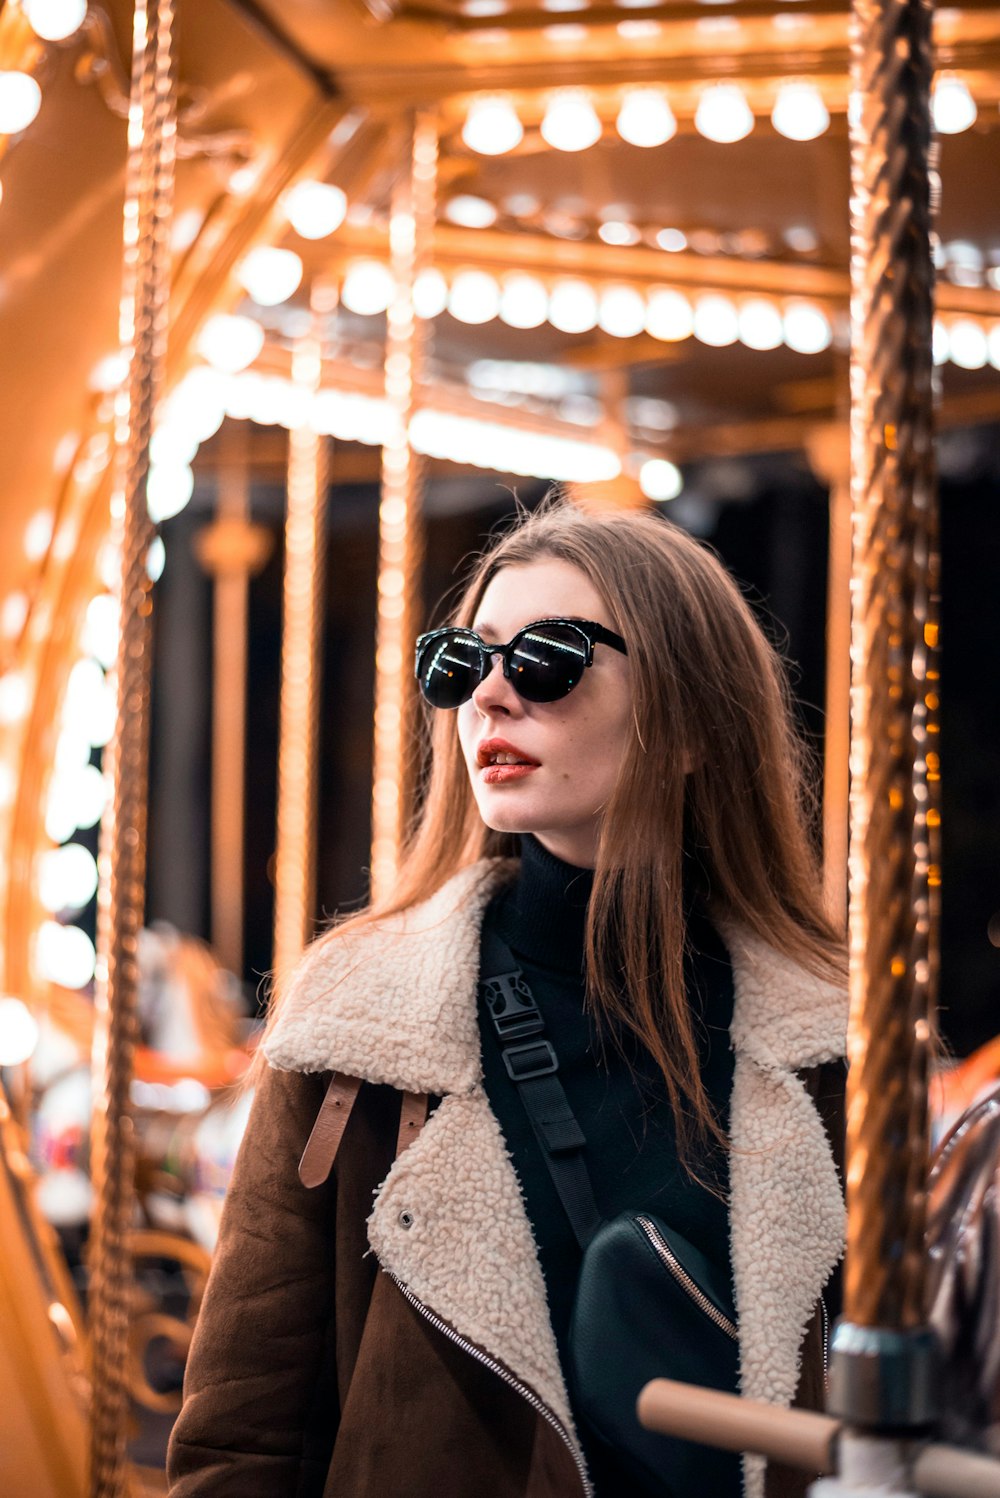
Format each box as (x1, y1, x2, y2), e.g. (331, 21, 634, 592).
(370, 114, 437, 902)
(827, 0, 941, 1477)
(89, 2, 175, 1495)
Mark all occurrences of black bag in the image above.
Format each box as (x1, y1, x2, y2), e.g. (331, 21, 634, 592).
(480, 925, 741, 1498)
(569, 1211, 740, 1496)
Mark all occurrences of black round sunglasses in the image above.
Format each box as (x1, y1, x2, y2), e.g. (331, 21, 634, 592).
(414, 617, 628, 710)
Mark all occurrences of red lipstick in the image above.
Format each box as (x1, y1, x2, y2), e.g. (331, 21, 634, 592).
(476, 737, 540, 784)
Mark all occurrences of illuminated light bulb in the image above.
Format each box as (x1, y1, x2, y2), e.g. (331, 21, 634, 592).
(89, 352, 128, 392)
(932, 320, 949, 366)
(61, 659, 114, 749)
(616, 89, 677, 148)
(64, 658, 104, 724)
(413, 268, 449, 319)
(548, 279, 599, 334)
(236, 246, 303, 306)
(540, 92, 602, 152)
(81, 599, 115, 673)
(771, 82, 830, 141)
(341, 259, 394, 316)
(639, 458, 683, 502)
(149, 423, 199, 467)
(462, 96, 524, 156)
(24, 510, 54, 561)
(598, 220, 640, 247)
(448, 269, 501, 324)
(24, 0, 87, 40)
(932, 76, 976, 135)
(0, 760, 14, 809)
(38, 844, 99, 914)
(738, 298, 783, 350)
(499, 273, 548, 329)
(171, 208, 204, 253)
(55, 727, 89, 773)
(598, 284, 646, 338)
(147, 536, 166, 583)
(782, 300, 832, 354)
(77, 763, 110, 827)
(645, 288, 693, 341)
(1, 592, 28, 638)
(543, 23, 587, 42)
(161, 368, 227, 444)
(0, 998, 39, 1066)
(282, 180, 347, 239)
(693, 294, 739, 346)
(35, 921, 96, 990)
(146, 462, 195, 523)
(948, 318, 987, 369)
(656, 228, 687, 253)
(0, 72, 43, 135)
(694, 84, 754, 144)
(444, 194, 498, 229)
(196, 314, 264, 374)
(45, 777, 78, 844)
(0, 671, 30, 726)
(987, 323, 1000, 371)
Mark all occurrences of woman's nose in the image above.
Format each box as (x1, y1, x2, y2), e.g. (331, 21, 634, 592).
(471, 652, 522, 715)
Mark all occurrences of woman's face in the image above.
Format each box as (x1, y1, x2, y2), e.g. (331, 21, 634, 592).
(456, 558, 632, 868)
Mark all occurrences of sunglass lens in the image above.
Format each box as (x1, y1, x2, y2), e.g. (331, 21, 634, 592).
(509, 623, 589, 703)
(417, 631, 483, 708)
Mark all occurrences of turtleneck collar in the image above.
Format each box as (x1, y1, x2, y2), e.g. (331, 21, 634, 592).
(498, 835, 594, 974)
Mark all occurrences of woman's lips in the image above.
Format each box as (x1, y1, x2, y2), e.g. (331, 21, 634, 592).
(480, 763, 539, 785)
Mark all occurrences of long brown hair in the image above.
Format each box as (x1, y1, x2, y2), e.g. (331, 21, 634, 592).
(269, 499, 846, 1157)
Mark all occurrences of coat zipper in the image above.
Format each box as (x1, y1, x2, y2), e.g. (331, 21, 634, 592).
(634, 1215, 739, 1341)
(388, 1272, 593, 1498)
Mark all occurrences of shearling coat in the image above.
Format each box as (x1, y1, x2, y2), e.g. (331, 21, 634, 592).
(167, 860, 847, 1498)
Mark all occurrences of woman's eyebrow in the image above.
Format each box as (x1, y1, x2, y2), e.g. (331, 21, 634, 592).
(471, 620, 495, 638)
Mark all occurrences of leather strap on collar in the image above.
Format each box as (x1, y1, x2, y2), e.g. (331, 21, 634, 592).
(298, 1074, 363, 1187)
(298, 1074, 429, 1188)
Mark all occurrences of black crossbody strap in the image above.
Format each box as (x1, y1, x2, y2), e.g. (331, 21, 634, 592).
(479, 924, 603, 1249)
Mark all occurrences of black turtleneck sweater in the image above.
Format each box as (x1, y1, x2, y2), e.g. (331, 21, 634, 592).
(477, 835, 735, 1493)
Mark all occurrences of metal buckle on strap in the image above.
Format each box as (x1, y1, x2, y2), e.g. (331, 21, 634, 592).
(503, 1038, 559, 1082)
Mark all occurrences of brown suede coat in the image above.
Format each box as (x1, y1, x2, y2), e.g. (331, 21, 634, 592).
(167, 862, 847, 1498)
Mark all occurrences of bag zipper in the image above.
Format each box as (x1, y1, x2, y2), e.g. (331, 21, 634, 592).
(634, 1215, 739, 1341)
(388, 1272, 593, 1498)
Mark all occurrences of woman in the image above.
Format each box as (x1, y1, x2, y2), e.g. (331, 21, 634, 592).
(167, 501, 847, 1498)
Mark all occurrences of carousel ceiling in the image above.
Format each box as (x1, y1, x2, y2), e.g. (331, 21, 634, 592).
(0, 0, 998, 607)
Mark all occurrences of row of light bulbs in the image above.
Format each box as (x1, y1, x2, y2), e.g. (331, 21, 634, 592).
(461, 74, 981, 154)
(212, 240, 1000, 369)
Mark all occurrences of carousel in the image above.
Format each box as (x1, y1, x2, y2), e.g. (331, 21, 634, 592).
(0, 0, 999, 1493)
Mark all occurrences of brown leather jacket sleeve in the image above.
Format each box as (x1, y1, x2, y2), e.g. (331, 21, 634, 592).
(166, 1065, 339, 1497)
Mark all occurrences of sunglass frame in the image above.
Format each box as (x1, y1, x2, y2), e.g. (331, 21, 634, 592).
(414, 616, 628, 709)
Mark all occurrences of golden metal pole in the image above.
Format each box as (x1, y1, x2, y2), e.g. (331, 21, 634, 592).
(194, 425, 273, 977)
(370, 115, 437, 902)
(272, 291, 332, 989)
(89, 1, 175, 1494)
(829, 0, 941, 1433)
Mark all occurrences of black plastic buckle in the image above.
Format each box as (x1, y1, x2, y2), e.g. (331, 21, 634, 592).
(503, 1039, 559, 1083)
(480, 970, 544, 1042)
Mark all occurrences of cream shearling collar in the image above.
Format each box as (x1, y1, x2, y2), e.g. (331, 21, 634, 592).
(265, 858, 847, 1498)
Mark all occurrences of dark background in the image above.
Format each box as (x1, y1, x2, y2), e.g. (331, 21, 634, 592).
(146, 427, 1000, 1057)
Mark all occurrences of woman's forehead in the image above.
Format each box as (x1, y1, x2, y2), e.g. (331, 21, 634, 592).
(473, 558, 607, 634)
